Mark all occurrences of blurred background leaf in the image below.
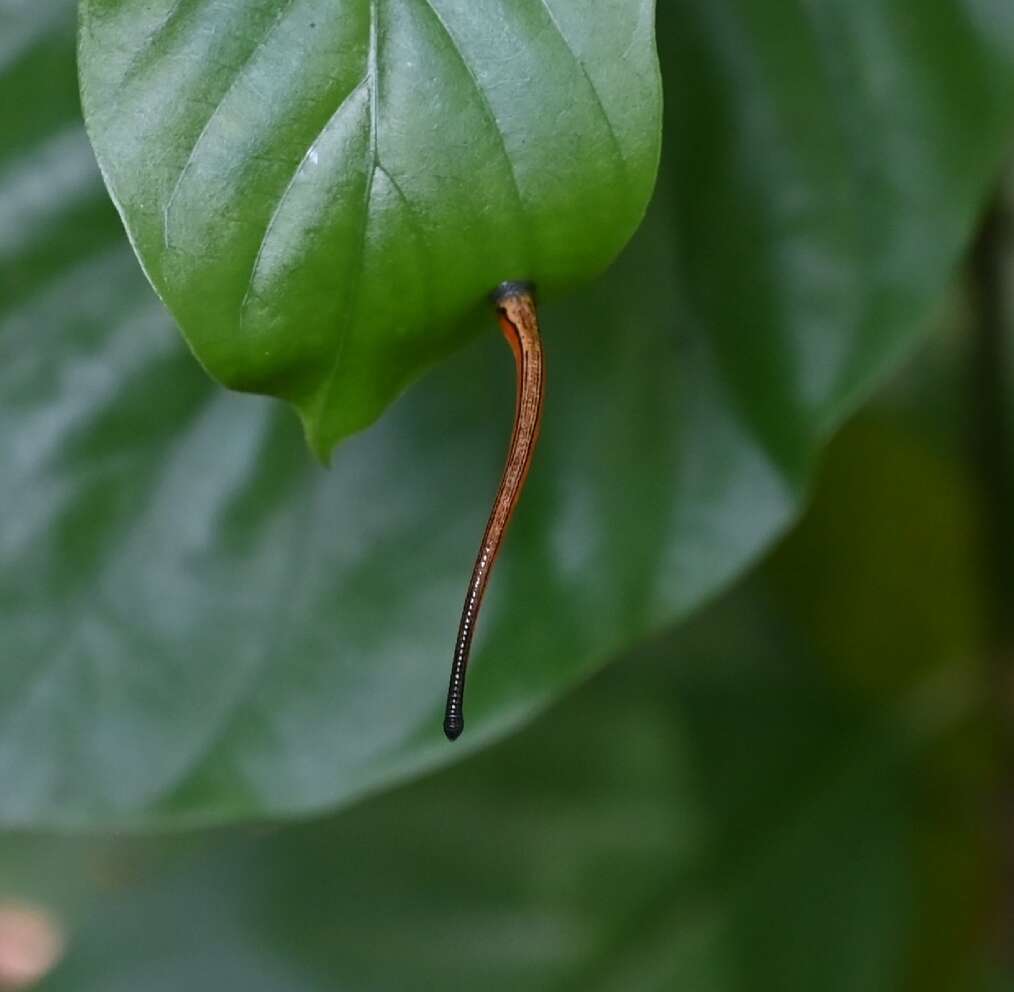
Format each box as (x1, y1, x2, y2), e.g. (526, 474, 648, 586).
(3, 352, 1000, 989)
(1, 0, 1013, 834)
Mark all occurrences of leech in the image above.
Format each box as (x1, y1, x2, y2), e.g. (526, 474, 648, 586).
(443, 282, 546, 741)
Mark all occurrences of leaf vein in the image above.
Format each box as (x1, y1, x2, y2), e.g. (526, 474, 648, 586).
(532, 0, 628, 177)
(311, 0, 380, 430)
(375, 163, 433, 327)
(162, 0, 300, 249)
(241, 75, 371, 315)
(418, 0, 528, 223)
(120, 0, 195, 86)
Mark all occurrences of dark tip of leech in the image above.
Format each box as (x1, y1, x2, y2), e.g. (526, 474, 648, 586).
(443, 713, 464, 741)
(490, 281, 536, 305)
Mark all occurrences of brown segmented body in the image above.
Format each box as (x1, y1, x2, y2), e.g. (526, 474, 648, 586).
(443, 282, 545, 741)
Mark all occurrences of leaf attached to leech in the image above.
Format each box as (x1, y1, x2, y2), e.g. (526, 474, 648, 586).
(78, 0, 662, 456)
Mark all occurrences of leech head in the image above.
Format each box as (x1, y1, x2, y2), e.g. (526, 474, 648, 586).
(490, 280, 536, 306)
(491, 283, 539, 363)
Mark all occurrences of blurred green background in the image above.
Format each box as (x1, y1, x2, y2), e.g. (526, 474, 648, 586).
(3, 0, 1014, 989)
(3, 300, 1011, 989)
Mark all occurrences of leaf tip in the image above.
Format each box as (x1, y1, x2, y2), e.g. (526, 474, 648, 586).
(301, 415, 335, 468)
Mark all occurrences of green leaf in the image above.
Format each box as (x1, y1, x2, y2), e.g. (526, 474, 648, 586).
(77, 0, 662, 456)
(2, 0, 1013, 828)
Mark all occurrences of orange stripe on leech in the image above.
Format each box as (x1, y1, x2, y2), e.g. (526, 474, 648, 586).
(498, 311, 525, 366)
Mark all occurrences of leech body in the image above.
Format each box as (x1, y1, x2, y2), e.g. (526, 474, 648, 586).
(444, 283, 545, 741)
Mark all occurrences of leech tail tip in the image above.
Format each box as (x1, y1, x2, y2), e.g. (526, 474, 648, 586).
(443, 714, 464, 741)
